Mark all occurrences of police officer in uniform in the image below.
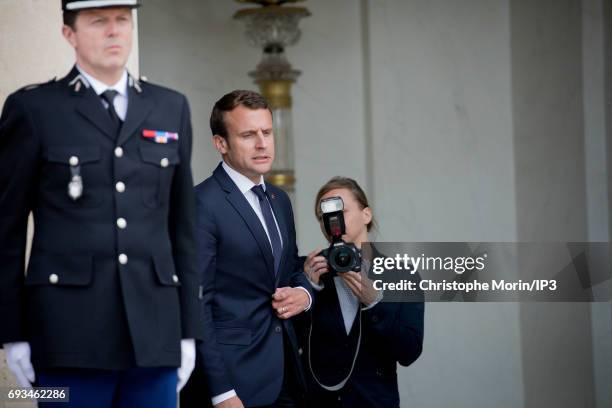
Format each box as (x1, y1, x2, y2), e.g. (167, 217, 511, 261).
(0, 1, 202, 406)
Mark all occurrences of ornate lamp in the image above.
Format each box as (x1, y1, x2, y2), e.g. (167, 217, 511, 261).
(234, 0, 310, 195)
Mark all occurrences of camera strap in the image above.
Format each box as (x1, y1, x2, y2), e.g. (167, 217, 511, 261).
(307, 306, 362, 392)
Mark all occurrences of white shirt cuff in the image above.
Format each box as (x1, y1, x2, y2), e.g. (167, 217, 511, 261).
(361, 291, 384, 310)
(308, 278, 325, 291)
(212, 389, 237, 406)
(296, 286, 313, 311)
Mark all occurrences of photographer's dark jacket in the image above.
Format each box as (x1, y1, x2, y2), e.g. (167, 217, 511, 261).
(297, 253, 424, 408)
(0, 67, 203, 369)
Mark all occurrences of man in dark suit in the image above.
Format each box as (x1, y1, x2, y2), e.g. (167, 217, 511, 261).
(0, 1, 202, 406)
(182, 90, 313, 408)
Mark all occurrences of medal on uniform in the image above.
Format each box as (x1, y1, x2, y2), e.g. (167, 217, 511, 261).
(142, 129, 179, 144)
(67, 161, 83, 201)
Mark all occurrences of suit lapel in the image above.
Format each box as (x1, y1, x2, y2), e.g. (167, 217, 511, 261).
(73, 82, 117, 141)
(214, 165, 276, 281)
(117, 82, 154, 146)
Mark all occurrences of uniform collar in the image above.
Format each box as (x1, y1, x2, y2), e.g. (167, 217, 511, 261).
(76, 65, 128, 97)
(222, 161, 266, 195)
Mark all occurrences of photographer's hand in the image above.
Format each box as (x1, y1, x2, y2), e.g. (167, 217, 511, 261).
(340, 271, 381, 307)
(304, 247, 329, 285)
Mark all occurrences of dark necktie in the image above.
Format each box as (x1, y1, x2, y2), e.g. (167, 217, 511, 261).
(100, 90, 122, 138)
(251, 185, 283, 276)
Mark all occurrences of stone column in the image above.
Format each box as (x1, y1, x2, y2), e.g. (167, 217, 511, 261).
(511, 0, 596, 407)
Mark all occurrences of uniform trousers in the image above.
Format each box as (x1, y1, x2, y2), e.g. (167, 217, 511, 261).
(36, 366, 177, 408)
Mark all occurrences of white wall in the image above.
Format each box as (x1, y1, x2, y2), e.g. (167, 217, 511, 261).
(511, 1, 596, 407)
(138, 0, 258, 186)
(583, 0, 612, 406)
(291, 0, 368, 250)
(368, 0, 517, 243)
(365, 1, 523, 407)
(0, 0, 73, 101)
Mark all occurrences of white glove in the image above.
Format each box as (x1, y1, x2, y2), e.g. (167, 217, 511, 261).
(176, 338, 195, 392)
(3, 342, 35, 388)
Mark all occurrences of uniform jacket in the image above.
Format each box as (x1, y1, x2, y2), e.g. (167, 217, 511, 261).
(0, 66, 203, 370)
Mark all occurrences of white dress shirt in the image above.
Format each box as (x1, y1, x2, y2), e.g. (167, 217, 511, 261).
(212, 162, 312, 406)
(77, 66, 128, 121)
(309, 259, 382, 335)
(222, 161, 283, 249)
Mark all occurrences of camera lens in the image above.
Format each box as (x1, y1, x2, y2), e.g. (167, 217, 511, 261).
(327, 242, 361, 273)
(334, 249, 352, 268)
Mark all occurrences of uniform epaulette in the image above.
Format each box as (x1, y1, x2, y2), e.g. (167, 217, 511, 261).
(19, 77, 56, 92)
(128, 75, 143, 93)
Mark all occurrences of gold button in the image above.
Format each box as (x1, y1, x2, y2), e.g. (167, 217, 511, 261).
(49, 274, 59, 284)
(69, 156, 79, 166)
(115, 181, 125, 193)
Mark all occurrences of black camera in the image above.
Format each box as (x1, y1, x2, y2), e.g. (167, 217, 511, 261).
(319, 196, 361, 274)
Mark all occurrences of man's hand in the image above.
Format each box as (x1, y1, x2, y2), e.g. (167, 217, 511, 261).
(215, 395, 244, 408)
(177, 338, 196, 392)
(272, 287, 310, 319)
(339, 271, 381, 306)
(303, 247, 329, 285)
(3, 342, 35, 388)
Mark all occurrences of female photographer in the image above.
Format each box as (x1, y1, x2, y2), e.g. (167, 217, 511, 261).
(300, 177, 424, 408)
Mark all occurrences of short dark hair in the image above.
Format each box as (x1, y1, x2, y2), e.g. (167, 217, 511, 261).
(210, 90, 272, 139)
(63, 11, 78, 30)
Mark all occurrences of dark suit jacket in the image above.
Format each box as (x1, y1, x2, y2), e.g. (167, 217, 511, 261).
(0, 67, 203, 369)
(298, 254, 424, 408)
(187, 163, 313, 407)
